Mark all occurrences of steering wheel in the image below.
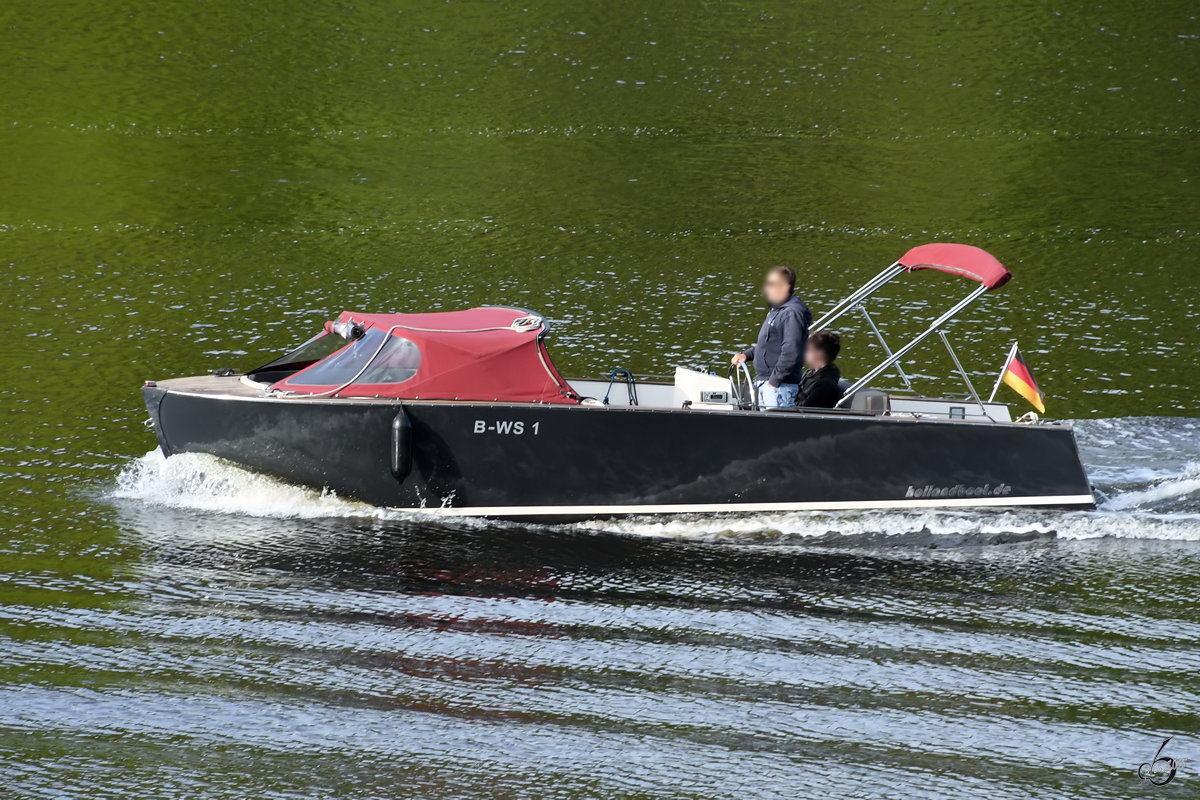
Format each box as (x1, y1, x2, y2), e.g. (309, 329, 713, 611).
(728, 361, 759, 411)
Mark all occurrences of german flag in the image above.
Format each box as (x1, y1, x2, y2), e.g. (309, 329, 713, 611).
(997, 344, 1046, 414)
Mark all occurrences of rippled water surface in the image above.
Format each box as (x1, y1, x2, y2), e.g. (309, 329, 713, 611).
(2, 1, 1199, 798)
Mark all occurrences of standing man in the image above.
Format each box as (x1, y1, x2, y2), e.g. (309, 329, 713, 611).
(731, 265, 812, 408)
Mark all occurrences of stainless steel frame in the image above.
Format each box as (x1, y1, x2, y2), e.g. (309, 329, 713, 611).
(858, 305, 913, 392)
(938, 330, 992, 421)
(812, 265, 994, 410)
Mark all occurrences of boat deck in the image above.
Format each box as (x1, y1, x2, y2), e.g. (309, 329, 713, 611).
(150, 373, 1031, 429)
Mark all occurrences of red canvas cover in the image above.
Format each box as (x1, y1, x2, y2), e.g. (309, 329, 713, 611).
(898, 243, 1012, 291)
(272, 307, 579, 404)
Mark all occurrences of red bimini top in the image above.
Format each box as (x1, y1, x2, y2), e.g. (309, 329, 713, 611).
(897, 243, 1012, 291)
(270, 307, 580, 404)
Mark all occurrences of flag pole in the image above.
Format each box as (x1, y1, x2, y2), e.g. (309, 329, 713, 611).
(987, 341, 1018, 403)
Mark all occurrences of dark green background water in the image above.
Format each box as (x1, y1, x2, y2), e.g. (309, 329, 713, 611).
(3, 0, 1199, 424)
(2, 3, 1199, 799)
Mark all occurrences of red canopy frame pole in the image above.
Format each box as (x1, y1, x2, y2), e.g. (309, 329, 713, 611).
(836, 284, 989, 407)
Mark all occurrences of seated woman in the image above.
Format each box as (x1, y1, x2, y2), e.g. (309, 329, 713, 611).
(797, 331, 844, 408)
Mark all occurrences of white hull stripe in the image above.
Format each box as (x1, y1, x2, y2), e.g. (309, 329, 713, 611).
(413, 494, 1097, 517)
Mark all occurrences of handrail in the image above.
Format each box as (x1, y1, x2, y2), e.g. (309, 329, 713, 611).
(602, 368, 638, 406)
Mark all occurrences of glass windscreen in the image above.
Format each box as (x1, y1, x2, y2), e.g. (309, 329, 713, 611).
(245, 332, 349, 383)
(285, 329, 421, 387)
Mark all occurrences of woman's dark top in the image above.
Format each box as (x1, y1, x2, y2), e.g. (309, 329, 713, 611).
(797, 364, 843, 408)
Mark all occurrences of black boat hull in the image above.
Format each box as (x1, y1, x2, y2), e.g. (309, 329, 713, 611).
(142, 379, 1094, 521)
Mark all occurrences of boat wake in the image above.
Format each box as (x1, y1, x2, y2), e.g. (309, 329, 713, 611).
(113, 449, 384, 520)
(581, 502, 1200, 544)
(1100, 464, 1200, 512)
(111, 417, 1200, 543)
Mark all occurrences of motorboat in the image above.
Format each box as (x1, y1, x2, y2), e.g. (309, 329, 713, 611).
(140, 244, 1095, 521)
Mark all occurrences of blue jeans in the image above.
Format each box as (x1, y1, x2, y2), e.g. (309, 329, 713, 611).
(757, 381, 798, 409)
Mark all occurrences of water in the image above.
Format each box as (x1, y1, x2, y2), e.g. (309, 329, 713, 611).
(2, 1, 1199, 798)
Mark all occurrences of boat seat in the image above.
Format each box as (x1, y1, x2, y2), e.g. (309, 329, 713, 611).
(837, 377, 889, 415)
(846, 387, 889, 415)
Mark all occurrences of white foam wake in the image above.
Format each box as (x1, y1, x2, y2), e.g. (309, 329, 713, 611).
(112, 450, 385, 519)
(1099, 462, 1200, 511)
(579, 508, 1200, 542)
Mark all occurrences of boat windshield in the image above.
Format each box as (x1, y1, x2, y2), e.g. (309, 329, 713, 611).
(286, 328, 422, 387)
(246, 332, 348, 383)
